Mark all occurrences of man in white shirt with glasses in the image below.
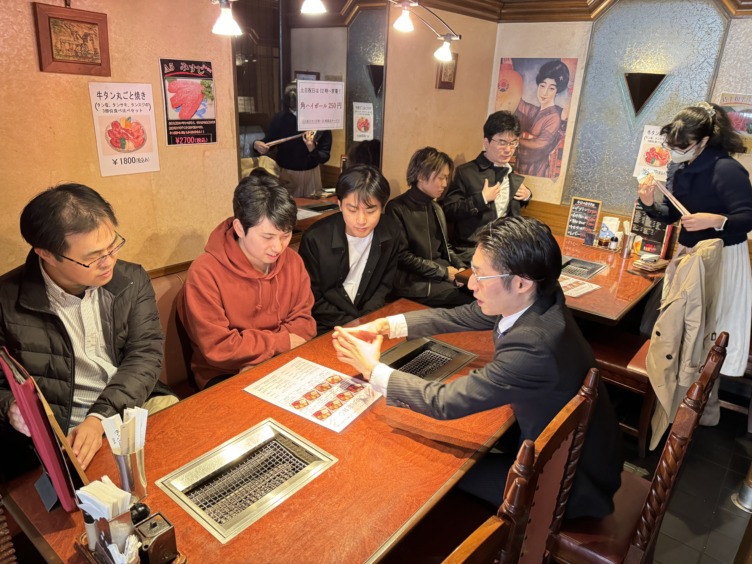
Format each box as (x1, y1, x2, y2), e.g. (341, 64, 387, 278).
(443, 111, 532, 262)
(332, 216, 622, 520)
(0, 184, 177, 476)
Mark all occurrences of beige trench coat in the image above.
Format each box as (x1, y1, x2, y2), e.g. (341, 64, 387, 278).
(647, 239, 723, 450)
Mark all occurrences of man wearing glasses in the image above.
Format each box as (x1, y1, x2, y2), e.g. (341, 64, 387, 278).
(0, 184, 177, 475)
(443, 111, 532, 262)
(332, 216, 621, 520)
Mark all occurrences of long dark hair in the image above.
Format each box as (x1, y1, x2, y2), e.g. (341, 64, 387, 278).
(661, 102, 744, 155)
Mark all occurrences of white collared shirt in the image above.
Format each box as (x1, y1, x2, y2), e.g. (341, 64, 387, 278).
(41, 261, 117, 431)
(342, 232, 374, 303)
(493, 164, 512, 218)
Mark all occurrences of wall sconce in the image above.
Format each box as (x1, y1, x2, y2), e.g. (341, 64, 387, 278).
(389, 0, 461, 61)
(301, 0, 327, 14)
(212, 0, 242, 36)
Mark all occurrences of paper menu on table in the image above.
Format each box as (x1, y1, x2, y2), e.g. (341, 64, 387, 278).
(559, 274, 600, 297)
(297, 209, 322, 220)
(244, 357, 381, 432)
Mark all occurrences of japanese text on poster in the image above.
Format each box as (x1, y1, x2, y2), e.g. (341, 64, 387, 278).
(297, 80, 345, 130)
(244, 357, 380, 432)
(88, 83, 160, 177)
(353, 102, 373, 141)
(160, 58, 216, 145)
(633, 125, 669, 181)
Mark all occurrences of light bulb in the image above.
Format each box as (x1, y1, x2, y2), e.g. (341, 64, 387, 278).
(434, 41, 453, 62)
(212, 3, 242, 36)
(393, 9, 414, 32)
(301, 0, 326, 14)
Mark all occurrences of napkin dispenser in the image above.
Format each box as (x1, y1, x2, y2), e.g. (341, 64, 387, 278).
(135, 513, 178, 564)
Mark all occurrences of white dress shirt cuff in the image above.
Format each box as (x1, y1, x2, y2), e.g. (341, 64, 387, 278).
(370, 363, 394, 397)
(387, 315, 408, 339)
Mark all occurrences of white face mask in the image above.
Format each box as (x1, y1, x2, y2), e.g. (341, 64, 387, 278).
(669, 139, 706, 164)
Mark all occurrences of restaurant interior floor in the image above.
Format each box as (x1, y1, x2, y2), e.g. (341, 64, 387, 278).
(626, 407, 752, 563)
(5, 409, 752, 563)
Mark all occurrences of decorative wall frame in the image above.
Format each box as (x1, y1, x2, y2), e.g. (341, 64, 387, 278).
(294, 70, 320, 81)
(436, 54, 458, 90)
(33, 3, 111, 76)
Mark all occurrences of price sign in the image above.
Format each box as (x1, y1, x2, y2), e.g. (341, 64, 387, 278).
(565, 197, 602, 239)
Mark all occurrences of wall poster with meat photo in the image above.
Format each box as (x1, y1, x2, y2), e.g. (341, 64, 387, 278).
(159, 58, 217, 146)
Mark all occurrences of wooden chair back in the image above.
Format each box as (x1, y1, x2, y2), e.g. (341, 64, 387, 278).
(550, 332, 728, 564)
(443, 476, 528, 564)
(445, 369, 601, 563)
(626, 331, 728, 561)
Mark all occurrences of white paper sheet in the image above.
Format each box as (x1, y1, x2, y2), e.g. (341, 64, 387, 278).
(244, 357, 381, 432)
(559, 274, 600, 297)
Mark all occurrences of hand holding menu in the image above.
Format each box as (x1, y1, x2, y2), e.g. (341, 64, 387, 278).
(1, 348, 87, 512)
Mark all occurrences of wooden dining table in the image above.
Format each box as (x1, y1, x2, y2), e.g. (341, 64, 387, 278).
(0, 299, 514, 563)
(457, 235, 663, 326)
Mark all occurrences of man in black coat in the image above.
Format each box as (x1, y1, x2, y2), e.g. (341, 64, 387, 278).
(443, 111, 532, 262)
(299, 165, 402, 335)
(333, 216, 622, 519)
(0, 184, 176, 474)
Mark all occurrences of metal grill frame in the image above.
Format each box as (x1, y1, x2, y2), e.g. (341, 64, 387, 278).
(397, 349, 454, 379)
(380, 337, 477, 383)
(156, 419, 337, 543)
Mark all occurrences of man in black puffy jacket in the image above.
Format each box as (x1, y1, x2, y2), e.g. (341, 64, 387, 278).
(0, 184, 176, 474)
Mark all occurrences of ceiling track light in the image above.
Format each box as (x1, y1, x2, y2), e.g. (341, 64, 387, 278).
(388, 0, 461, 61)
(211, 0, 242, 36)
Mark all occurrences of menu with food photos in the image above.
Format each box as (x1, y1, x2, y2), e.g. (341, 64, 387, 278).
(244, 357, 381, 432)
(633, 125, 669, 182)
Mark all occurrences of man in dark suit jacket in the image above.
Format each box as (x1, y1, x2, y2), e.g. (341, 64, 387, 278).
(299, 165, 402, 335)
(333, 216, 622, 519)
(443, 111, 532, 262)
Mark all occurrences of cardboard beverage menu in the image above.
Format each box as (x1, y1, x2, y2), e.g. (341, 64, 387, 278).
(630, 201, 677, 258)
(1, 348, 88, 512)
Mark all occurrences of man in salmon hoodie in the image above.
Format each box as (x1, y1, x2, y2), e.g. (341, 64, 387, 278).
(179, 169, 317, 389)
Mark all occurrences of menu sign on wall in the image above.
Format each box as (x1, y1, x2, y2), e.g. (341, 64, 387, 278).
(159, 58, 216, 145)
(88, 83, 160, 177)
(565, 197, 602, 239)
(297, 80, 345, 131)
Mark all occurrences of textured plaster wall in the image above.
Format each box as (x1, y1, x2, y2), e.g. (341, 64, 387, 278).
(0, 0, 238, 272)
(562, 0, 728, 214)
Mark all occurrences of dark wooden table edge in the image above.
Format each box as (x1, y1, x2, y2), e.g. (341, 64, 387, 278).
(366, 415, 517, 563)
(0, 482, 63, 564)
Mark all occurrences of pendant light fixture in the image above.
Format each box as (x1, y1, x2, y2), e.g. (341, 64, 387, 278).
(387, 0, 460, 61)
(212, 0, 242, 36)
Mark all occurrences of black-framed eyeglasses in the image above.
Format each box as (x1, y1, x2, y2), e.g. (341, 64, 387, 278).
(470, 263, 513, 283)
(661, 141, 698, 155)
(58, 233, 126, 269)
(490, 137, 519, 148)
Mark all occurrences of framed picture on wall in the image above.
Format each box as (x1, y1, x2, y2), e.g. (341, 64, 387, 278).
(295, 70, 320, 81)
(33, 3, 111, 76)
(435, 54, 458, 90)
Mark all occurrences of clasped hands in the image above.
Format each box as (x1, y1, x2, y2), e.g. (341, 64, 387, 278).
(332, 318, 389, 381)
(636, 177, 726, 231)
(482, 179, 531, 204)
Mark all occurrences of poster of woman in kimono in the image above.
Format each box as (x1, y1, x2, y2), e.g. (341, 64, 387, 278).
(496, 58, 578, 179)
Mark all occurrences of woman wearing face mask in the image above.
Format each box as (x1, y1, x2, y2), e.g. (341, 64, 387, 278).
(637, 101, 752, 390)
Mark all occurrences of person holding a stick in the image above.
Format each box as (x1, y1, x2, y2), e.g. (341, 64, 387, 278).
(253, 81, 332, 198)
(637, 101, 752, 424)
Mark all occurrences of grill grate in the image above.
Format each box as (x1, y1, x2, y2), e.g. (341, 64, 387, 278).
(399, 349, 453, 379)
(185, 439, 307, 525)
